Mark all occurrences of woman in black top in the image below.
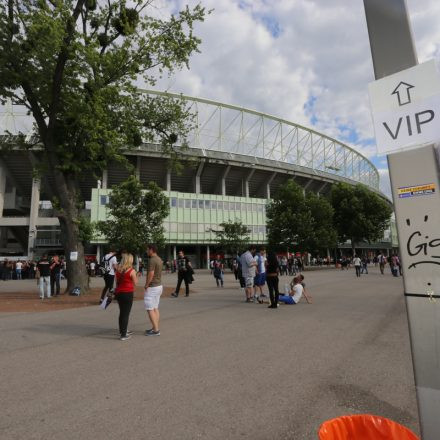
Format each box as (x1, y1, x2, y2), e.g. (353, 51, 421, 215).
(266, 252, 280, 309)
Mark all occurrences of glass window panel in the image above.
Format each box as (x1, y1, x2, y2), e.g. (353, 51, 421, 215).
(198, 200, 204, 209)
(185, 199, 191, 209)
(252, 204, 257, 212)
(170, 223, 177, 232)
(258, 204, 264, 212)
(192, 199, 197, 209)
(100, 195, 108, 205)
(205, 200, 210, 209)
(217, 201, 223, 210)
(211, 200, 217, 209)
(198, 223, 205, 232)
(259, 225, 265, 233)
(183, 223, 191, 233)
(178, 199, 184, 208)
(235, 202, 241, 211)
(190, 223, 197, 233)
(171, 198, 177, 208)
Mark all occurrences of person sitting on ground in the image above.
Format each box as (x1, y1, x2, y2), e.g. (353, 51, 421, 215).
(279, 276, 303, 305)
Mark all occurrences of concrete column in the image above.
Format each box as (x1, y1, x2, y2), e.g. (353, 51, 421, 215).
(173, 245, 177, 260)
(194, 161, 204, 194)
(317, 182, 327, 196)
(263, 172, 277, 199)
(220, 166, 231, 196)
(166, 169, 171, 191)
(303, 179, 314, 196)
(27, 178, 41, 259)
(206, 244, 210, 269)
(96, 245, 101, 263)
(102, 169, 108, 189)
(136, 156, 141, 180)
(0, 164, 6, 217)
(244, 169, 255, 197)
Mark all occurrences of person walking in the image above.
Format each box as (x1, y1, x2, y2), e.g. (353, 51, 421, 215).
(171, 250, 192, 297)
(213, 256, 224, 287)
(50, 255, 62, 296)
(266, 251, 280, 308)
(361, 256, 369, 274)
(144, 245, 163, 336)
(100, 249, 118, 304)
(114, 253, 137, 341)
(37, 255, 51, 299)
(240, 245, 257, 302)
(253, 248, 267, 302)
(378, 252, 386, 275)
(353, 255, 361, 277)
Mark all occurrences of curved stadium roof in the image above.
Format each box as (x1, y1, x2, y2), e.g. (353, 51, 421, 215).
(142, 90, 379, 191)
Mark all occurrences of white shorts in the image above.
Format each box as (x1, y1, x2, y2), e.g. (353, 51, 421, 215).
(144, 285, 163, 311)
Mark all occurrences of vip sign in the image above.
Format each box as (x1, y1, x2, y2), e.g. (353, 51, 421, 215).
(368, 60, 440, 154)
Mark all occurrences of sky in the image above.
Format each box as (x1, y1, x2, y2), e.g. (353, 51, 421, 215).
(150, 0, 440, 197)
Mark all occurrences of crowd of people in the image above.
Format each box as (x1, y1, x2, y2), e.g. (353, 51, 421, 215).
(339, 252, 402, 277)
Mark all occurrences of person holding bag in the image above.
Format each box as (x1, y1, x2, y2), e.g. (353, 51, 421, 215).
(114, 253, 137, 341)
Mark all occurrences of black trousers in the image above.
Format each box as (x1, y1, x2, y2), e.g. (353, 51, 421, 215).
(175, 272, 189, 296)
(101, 274, 115, 300)
(50, 273, 60, 295)
(266, 276, 279, 306)
(116, 292, 133, 336)
(355, 266, 361, 277)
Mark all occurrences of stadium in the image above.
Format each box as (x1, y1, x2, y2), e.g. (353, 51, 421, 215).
(0, 90, 395, 267)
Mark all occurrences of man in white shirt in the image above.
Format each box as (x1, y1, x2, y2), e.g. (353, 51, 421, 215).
(353, 255, 362, 278)
(100, 249, 118, 304)
(240, 245, 257, 303)
(15, 260, 23, 280)
(279, 277, 303, 304)
(253, 248, 267, 303)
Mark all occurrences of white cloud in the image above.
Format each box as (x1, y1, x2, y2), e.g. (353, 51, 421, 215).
(151, 0, 440, 194)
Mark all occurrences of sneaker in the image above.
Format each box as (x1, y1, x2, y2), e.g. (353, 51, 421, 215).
(120, 334, 131, 341)
(246, 298, 252, 303)
(171, 293, 178, 297)
(145, 329, 160, 336)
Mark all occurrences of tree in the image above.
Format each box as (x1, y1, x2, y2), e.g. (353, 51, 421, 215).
(97, 175, 169, 256)
(266, 179, 337, 253)
(212, 220, 250, 255)
(331, 182, 393, 255)
(304, 191, 338, 252)
(0, 1, 207, 291)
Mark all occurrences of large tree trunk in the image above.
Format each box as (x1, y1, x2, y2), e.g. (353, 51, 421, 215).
(53, 169, 89, 294)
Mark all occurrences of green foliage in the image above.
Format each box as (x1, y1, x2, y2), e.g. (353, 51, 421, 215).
(331, 182, 393, 248)
(78, 215, 95, 244)
(213, 219, 251, 255)
(97, 175, 169, 255)
(0, 1, 208, 172)
(266, 179, 337, 252)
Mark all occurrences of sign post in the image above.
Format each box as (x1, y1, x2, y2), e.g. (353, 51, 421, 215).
(364, 1, 440, 438)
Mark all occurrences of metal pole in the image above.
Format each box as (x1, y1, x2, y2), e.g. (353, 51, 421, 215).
(364, 1, 439, 438)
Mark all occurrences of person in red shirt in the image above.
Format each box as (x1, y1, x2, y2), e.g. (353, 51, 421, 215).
(114, 253, 137, 341)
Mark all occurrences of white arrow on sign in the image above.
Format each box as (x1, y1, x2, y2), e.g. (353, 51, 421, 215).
(392, 81, 414, 106)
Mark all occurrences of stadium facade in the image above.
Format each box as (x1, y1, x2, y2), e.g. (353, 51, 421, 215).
(0, 91, 395, 266)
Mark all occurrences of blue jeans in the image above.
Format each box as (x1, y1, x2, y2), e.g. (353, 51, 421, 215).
(16, 269, 22, 280)
(279, 295, 295, 304)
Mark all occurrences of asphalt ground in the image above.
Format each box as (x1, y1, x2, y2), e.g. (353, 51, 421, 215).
(0, 267, 419, 439)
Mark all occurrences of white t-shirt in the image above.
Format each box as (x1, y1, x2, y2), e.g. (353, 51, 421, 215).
(104, 253, 117, 276)
(16, 262, 22, 270)
(240, 251, 256, 278)
(254, 254, 267, 274)
(353, 257, 361, 266)
(90, 262, 95, 270)
(292, 283, 303, 304)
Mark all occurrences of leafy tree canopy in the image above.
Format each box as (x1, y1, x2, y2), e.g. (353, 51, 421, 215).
(97, 175, 169, 255)
(212, 219, 250, 255)
(266, 179, 337, 252)
(331, 182, 393, 250)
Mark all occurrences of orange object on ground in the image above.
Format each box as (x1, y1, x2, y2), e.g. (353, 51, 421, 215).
(318, 414, 419, 440)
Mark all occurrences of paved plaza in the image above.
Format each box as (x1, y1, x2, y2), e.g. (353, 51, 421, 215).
(0, 267, 419, 439)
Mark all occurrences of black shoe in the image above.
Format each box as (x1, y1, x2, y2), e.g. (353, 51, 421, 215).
(185, 294, 189, 297)
(171, 293, 178, 297)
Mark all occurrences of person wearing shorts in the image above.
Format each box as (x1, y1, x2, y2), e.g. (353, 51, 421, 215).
(144, 244, 163, 336)
(240, 245, 257, 303)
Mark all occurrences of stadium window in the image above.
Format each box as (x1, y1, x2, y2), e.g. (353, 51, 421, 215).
(235, 202, 241, 211)
(100, 195, 109, 205)
(170, 223, 177, 232)
(192, 199, 197, 209)
(217, 201, 223, 210)
(252, 204, 257, 212)
(211, 200, 217, 209)
(259, 225, 265, 233)
(205, 200, 211, 209)
(190, 223, 197, 233)
(185, 199, 191, 209)
(198, 200, 204, 209)
(198, 223, 205, 233)
(183, 223, 191, 233)
(170, 198, 177, 208)
(257, 204, 264, 212)
(178, 199, 184, 208)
